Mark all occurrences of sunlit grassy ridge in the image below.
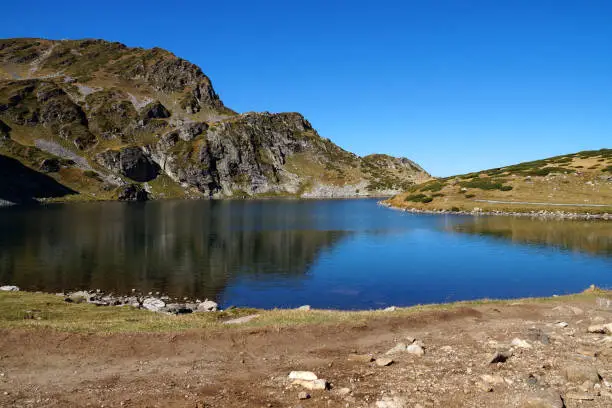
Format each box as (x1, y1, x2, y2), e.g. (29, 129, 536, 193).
(386, 149, 612, 214)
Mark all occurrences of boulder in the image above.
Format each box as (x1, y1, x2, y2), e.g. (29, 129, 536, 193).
(196, 300, 218, 312)
(117, 184, 148, 201)
(140, 101, 171, 119)
(489, 349, 513, 364)
(297, 305, 311, 311)
(142, 297, 165, 312)
(0, 285, 20, 291)
(96, 147, 159, 182)
(511, 338, 533, 349)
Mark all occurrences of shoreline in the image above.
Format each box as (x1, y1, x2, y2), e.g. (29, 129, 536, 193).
(378, 200, 612, 221)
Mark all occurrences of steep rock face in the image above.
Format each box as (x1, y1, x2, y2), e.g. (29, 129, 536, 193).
(0, 38, 430, 202)
(96, 147, 159, 182)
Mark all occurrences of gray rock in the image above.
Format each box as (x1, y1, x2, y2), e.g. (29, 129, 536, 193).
(117, 184, 149, 201)
(0, 285, 20, 291)
(65, 290, 92, 303)
(406, 344, 425, 356)
(292, 379, 328, 390)
(298, 391, 310, 400)
(96, 147, 159, 183)
(196, 300, 218, 312)
(297, 305, 311, 311)
(375, 357, 393, 366)
(289, 371, 318, 381)
(489, 349, 513, 364)
(140, 101, 171, 119)
(142, 297, 166, 312)
(385, 342, 407, 355)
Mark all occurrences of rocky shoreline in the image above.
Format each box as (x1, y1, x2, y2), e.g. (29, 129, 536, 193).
(0, 285, 219, 314)
(378, 201, 612, 221)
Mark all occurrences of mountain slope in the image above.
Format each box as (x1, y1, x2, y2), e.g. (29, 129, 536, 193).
(386, 149, 612, 214)
(0, 38, 429, 204)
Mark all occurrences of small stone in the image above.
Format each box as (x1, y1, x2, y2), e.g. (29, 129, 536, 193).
(297, 305, 311, 311)
(555, 321, 569, 328)
(142, 297, 165, 311)
(348, 354, 373, 363)
(289, 371, 318, 381)
(196, 300, 218, 312)
(511, 338, 532, 349)
(292, 379, 328, 390)
(406, 344, 424, 356)
(298, 391, 310, 400)
(489, 349, 513, 364)
(385, 342, 407, 355)
(375, 357, 394, 366)
(587, 324, 607, 334)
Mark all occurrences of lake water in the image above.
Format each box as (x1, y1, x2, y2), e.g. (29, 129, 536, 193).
(0, 199, 610, 309)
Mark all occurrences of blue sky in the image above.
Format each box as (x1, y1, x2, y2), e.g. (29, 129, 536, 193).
(1, 1, 611, 176)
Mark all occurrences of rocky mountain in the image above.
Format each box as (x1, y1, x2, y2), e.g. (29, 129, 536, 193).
(0, 38, 429, 204)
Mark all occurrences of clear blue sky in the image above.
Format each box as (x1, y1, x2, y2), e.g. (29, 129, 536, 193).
(2, 1, 611, 176)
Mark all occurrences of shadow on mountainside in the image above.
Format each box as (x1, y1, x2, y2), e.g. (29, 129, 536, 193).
(0, 155, 77, 204)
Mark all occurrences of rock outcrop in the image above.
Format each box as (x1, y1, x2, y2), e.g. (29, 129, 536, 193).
(0, 38, 430, 202)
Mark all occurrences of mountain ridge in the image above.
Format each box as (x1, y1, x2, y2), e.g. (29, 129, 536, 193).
(0, 37, 430, 204)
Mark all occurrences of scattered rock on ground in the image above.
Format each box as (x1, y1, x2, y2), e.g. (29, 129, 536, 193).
(406, 344, 425, 356)
(375, 357, 394, 367)
(386, 343, 407, 355)
(520, 390, 564, 408)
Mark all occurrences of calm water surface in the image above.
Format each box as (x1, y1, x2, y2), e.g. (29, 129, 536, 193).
(0, 199, 610, 309)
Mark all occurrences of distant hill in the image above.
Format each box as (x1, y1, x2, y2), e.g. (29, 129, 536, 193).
(0, 38, 429, 204)
(386, 149, 612, 214)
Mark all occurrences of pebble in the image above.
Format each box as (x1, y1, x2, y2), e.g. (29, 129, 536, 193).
(511, 338, 532, 349)
(298, 391, 310, 400)
(386, 343, 407, 355)
(555, 321, 569, 328)
(406, 344, 425, 356)
(292, 379, 328, 390)
(347, 354, 373, 363)
(375, 357, 394, 367)
(289, 371, 318, 381)
(489, 349, 513, 364)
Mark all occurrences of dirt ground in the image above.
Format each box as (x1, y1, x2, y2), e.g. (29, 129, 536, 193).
(0, 297, 611, 408)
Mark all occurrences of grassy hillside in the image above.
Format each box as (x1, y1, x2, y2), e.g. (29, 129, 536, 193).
(386, 149, 612, 214)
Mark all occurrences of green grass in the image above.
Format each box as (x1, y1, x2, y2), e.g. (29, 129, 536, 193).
(459, 178, 511, 191)
(405, 193, 433, 203)
(0, 289, 608, 333)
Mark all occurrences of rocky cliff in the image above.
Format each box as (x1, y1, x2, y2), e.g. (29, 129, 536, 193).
(0, 38, 429, 203)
